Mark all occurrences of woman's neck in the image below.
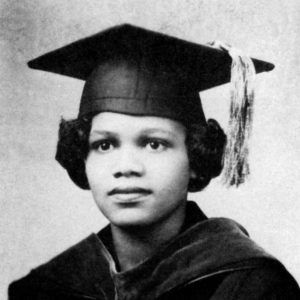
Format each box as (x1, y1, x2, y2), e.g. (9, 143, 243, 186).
(110, 203, 186, 271)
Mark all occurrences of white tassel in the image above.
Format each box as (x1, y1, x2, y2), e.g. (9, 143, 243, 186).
(209, 41, 256, 186)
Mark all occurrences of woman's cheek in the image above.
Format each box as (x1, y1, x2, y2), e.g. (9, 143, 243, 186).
(154, 154, 190, 190)
(86, 154, 107, 189)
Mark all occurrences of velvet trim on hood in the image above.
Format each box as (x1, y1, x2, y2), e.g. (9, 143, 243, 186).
(30, 202, 277, 300)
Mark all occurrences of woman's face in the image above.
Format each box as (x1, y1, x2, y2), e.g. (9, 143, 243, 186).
(86, 112, 193, 228)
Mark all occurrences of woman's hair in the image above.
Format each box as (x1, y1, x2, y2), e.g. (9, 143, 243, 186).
(186, 120, 226, 191)
(55, 114, 226, 192)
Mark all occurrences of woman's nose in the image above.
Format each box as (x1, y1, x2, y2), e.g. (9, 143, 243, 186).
(113, 148, 145, 178)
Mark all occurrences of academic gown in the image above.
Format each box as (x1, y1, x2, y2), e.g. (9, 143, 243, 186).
(9, 202, 300, 300)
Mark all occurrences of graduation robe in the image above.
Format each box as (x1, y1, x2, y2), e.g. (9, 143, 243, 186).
(9, 202, 300, 299)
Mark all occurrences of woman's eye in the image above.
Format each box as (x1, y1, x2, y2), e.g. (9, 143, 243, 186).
(145, 140, 168, 152)
(91, 140, 114, 153)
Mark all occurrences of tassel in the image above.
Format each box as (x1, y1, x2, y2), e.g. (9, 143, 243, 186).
(208, 41, 256, 186)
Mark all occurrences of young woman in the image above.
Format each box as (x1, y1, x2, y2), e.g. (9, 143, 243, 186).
(9, 24, 300, 299)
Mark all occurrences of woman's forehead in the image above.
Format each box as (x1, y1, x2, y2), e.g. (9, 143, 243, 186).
(90, 112, 186, 135)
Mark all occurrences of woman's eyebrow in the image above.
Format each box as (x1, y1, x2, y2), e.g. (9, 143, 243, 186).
(89, 130, 119, 138)
(140, 128, 177, 138)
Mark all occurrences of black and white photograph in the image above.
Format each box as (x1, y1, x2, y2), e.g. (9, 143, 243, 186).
(1, 1, 300, 299)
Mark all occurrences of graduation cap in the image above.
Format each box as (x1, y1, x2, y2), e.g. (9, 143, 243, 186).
(28, 24, 274, 186)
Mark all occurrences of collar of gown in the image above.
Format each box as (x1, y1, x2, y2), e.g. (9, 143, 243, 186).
(33, 201, 276, 299)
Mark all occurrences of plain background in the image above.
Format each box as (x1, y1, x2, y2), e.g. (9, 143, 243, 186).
(1, 0, 299, 298)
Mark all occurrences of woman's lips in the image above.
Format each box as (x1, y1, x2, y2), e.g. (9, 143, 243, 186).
(108, 187, 152, 202)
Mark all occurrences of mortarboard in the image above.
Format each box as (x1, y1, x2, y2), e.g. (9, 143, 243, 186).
(28, 24, 274, 186)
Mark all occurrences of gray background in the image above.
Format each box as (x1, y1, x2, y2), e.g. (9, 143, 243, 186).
(1, 0, 299, 298)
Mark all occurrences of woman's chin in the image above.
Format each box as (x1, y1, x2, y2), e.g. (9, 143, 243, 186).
(108, 211, 158, 229)
(111, 218, 153, 229)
